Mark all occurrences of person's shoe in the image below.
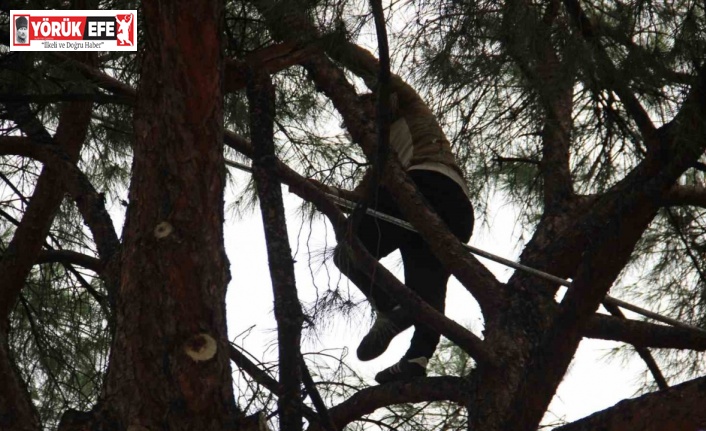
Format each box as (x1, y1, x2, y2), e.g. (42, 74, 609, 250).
(357, 306, 413, 361)
(374, 357, 428, 384)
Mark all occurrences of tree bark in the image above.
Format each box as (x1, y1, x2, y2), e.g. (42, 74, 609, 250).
(97, 1, 239, 430)
(555, 376, 706, 431)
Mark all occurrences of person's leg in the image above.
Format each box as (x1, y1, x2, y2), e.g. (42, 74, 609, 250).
(402, 241, 450, 359)
(373, 240, 447, 383)
(331, 187, 418, 361)
(375, 171, 474, 383)
(333, 245, 398, 312)
(406, 170, 474, 355)
(333, 188, 407, 313)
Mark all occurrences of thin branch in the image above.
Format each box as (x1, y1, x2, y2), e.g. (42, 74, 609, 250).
(493, 156, 541, 166)
(47, 53, 136, 99)
(665, 208, 706, 292)
(346, 0, 393, 236)
(601, 303, 668, 390)
(300, 358, 337, 431)
(0, 205, 111, 321)
(0, 171, 30, 206)
(228, 344, 319, 423)
(231, 344, 465, 431)
(306, 376, 465, 431)
(228, 344, 280, 396)
(35, 250, 103, 272)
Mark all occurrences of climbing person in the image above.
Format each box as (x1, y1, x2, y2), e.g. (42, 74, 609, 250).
(333, 87, 474, 384)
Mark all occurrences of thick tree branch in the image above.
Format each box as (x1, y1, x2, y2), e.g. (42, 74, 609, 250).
(662, 185, 706, 208)
(226, 41, 318, 93)
(247, 68, 304, 431)
(35, 250, 103, 272)
(508, 193, 663, 429)
(224, 130, 255, 157)
(48, 42, 317, 102)
(584, 314, 706, 351)
(506, 61, 706, 431)
(509, 62, 706, 300)
(3, 102, 53, 144)
(554, 375, 706, 431)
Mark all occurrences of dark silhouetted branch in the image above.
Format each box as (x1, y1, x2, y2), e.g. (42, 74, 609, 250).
(248, 68, 304, 431)
(554, 375, 706, 431)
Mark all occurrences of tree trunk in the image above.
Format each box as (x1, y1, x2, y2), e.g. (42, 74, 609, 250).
(97, 1, 239, 429)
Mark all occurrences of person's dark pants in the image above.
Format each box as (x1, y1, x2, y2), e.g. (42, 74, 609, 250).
(334, 170, 474, 360)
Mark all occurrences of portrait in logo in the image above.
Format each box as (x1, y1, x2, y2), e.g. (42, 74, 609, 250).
(15, 15, 29, 45)
(115, 13, 134, 46)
